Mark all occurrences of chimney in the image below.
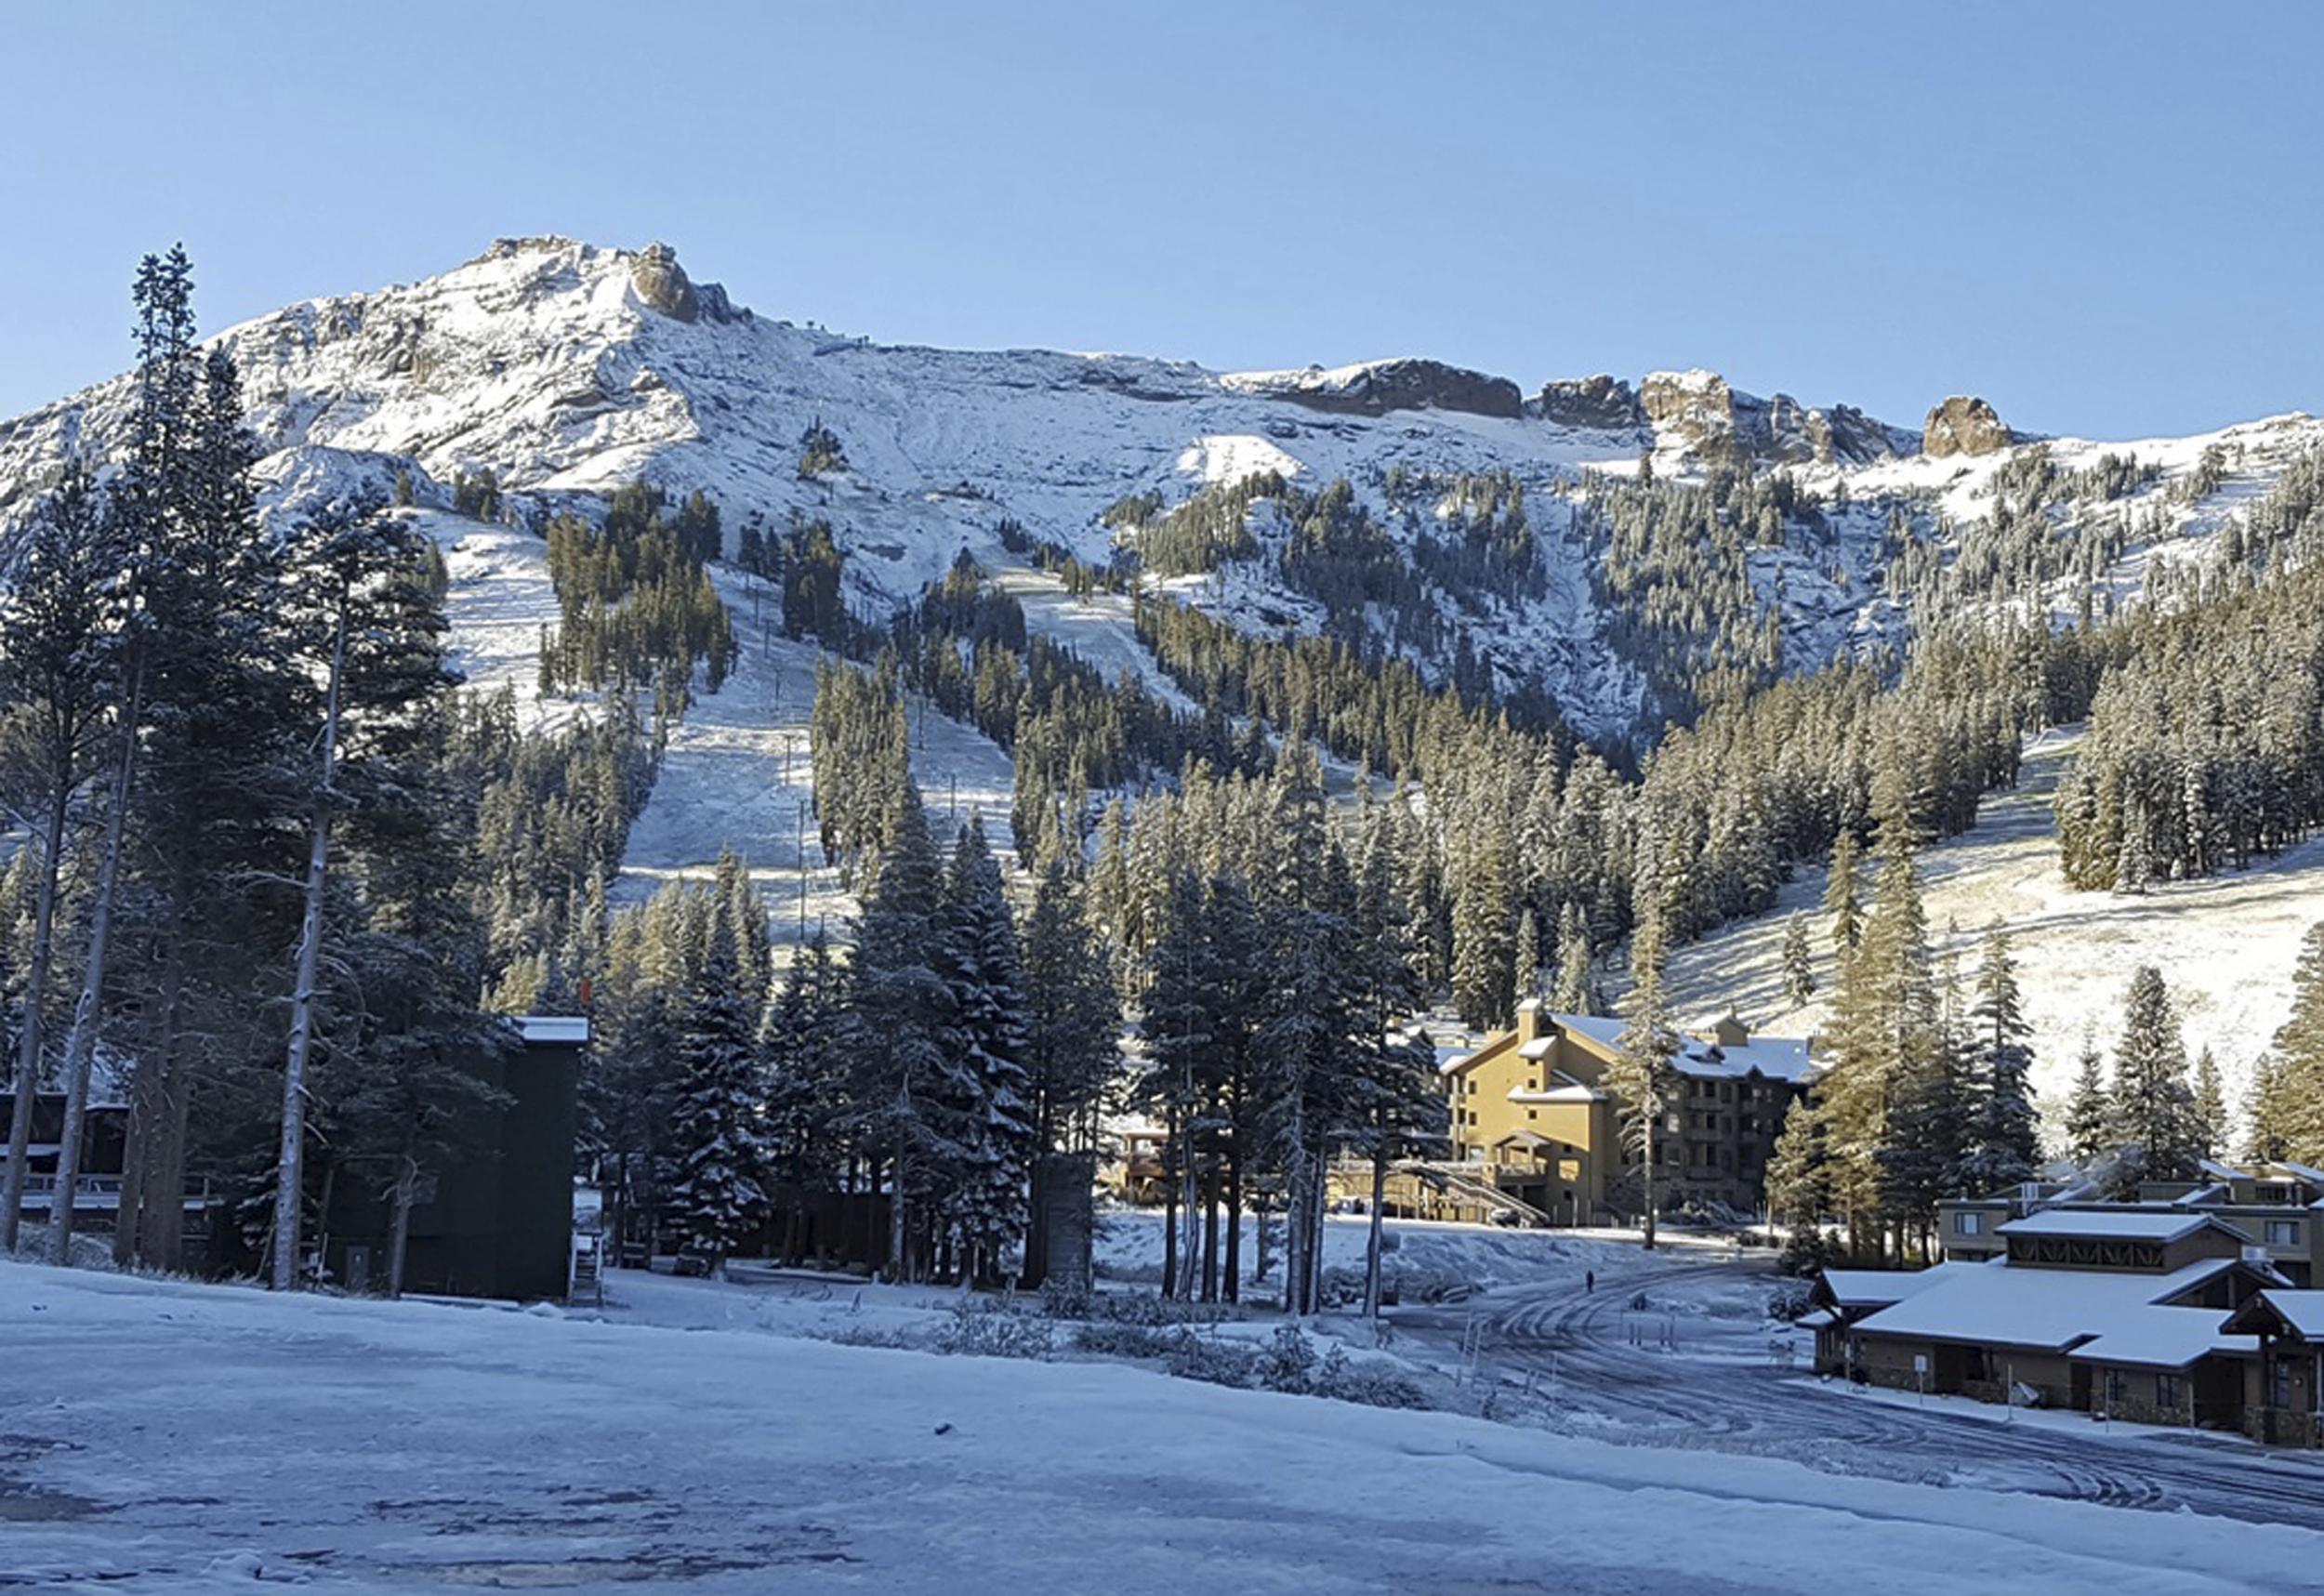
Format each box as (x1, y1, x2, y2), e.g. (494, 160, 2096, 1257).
(1516, 997, 1545, 1048)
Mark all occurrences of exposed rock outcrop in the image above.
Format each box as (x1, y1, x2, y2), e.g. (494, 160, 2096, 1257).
(1638, 370, 1910, 467)
(630, 241, 700, 323)
(626, 242, 743, 325)
(1922, 395, 2013, 458)
(1244, 358, 1524, 420)
(1535, 375, 1645, 432)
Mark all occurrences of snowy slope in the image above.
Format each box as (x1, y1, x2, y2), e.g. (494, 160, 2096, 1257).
(4, 235, 2318, 736)
(8, 1257, 2317, 1594)
(8, 234, 2324, 979)
(1659, 729, 2319, 1123)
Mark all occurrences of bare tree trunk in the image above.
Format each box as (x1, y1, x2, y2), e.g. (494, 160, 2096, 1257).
(1, 785, 69, 1252)
(1364, 1137, 1390, 1320)
(1201, 1160, 1220, 1304)
(1161, 1108, 1179, 1299)
(388, 1154, 416, 1298)
(48, 671, 144, 1265)
(1223, 1147, 1242, 1305)
(1282, 1098, 1307, 1316)
(271, 600, 346, 1292)
(886, 1143, 908, 1284)
(127, 877, 192, 1267)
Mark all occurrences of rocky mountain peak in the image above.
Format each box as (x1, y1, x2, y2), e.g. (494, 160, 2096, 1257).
(1922, 395, 2014, 457)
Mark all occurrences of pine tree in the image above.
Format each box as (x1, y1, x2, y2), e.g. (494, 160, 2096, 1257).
(0, 460, 118, 1252)
(1780, 912, 1816, 1009)
(844, 778, 957, 1282)
(1765, 1098, 1830, 1274)
(2106, 966, 2202, 1187)
(1824, 827, 1863, 955)
(270, 494, 456, 1289)
(1814, 766, 1936, 1261)
(1957, 927, 2041, 1192)
(1552, 901, 1594, 1014)
(48, 246, 202, 1264)
(1513, 905, 1543, 1005)
(2191, 1047, 2226, 1164)
(936, 815, 1036, 1280)
(1449, 840, 1513, 1030)
(1608, 815, 1679, 1249)
(2268, 921, 2324, 1163)
(2065, 1035, 2112, 1167)
(2245, 1053, 2292, 1165)
(667, 943, 771, 1267)
(760, 932, 848, 1265)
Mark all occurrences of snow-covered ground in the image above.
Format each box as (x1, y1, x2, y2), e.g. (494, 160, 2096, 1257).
(1662, 727, 2324, 1113)
(10, 1256, 2321, 1594)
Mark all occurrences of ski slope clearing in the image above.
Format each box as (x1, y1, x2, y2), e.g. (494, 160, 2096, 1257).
(6, 1259, 2315, 1596)
(1662, 728, 2324, 1109)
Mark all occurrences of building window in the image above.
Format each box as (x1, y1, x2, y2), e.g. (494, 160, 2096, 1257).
(2271, 1361, 2294, 1412)
(2265, 1220, 2301, 1246)
(1958, 1212, 1984, 1236)
(2103, 1370, 2127, 1410)
(2156, 1372, 2185, 1411)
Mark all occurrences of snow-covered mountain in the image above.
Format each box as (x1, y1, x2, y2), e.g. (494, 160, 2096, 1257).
(10, 234, 2315, 744)
(8, 235, 2324, 1097)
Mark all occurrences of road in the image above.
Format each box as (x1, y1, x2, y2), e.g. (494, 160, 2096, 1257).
(1393, 1250, 2324, 1529)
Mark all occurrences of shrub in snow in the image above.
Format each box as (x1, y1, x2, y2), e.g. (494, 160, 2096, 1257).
(1258, 1324, 1318, 1394)
(1765, 1284, 1816, 1324)
(825, 1324, 915, 1352)
(1068, 1323, 1192, 1359)
(935, 1302, 1054, 1361)
(1309, 1345, 1429, 1411)
(1163, 1336, 1261, 1391)
(1038, 1278, 1094, 1320)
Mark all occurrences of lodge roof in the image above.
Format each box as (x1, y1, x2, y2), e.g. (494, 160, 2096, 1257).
(1997, 1209, 2224, 1244)
(2224, 1289, 2324, 1342)
(1852, 1255, 2262, 1354)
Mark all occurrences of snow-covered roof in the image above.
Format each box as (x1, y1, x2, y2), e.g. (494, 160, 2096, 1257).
(1818, 1263, 1979, 1310)
(1998, 1209, 2217, 1243)
(2067, 1306, 2247, 1370)
(2199, 1157, 2251, 1183)
(2248, 1290, 2324, 1339)
(1543, 1010, 1814, 1084)
(1855, 1256, 2244, 1353)
(517, 1015, 590, 1047)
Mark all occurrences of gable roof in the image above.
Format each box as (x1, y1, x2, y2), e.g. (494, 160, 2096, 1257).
(2224, 1289, 2324, 1342)
(1817, 1263, 1980, 1311)
(1853, 1255, 2251, 1354)
(1545, 1011, 1815, 1084)
(1997, 1209, 2222, 1244)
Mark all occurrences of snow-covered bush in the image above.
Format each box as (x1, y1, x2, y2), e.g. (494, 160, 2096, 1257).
(1310, 1345, 1428, 1410)
(1258, 1323, 1318, 1393)
(1068, 1322, 1192, 1359)
(935, 1303, 1055, 1361)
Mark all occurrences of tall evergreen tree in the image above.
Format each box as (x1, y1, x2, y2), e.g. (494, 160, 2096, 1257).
(1957, 927, 2042, 1192)
(2192, 1047, 2226, 1165)
(2065, 1035, 2112, 1167)
(760, 932, 848, 1265)
(1552, 900, 1595, 1015)
(1780, 912, 1816, 1009)
(0, 460, 118, 1251)
(2267, 921, 2324, 1163)
(1608, 814, 1679, 1249)
(667, 942, 770, 1268)
(936, 815, 1036, 1279)
(2106, 966, 2203, 1187)
(844, 778, 957, 1282)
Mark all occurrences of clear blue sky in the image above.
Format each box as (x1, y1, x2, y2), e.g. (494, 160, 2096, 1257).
(3, 2, 2316, 438)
